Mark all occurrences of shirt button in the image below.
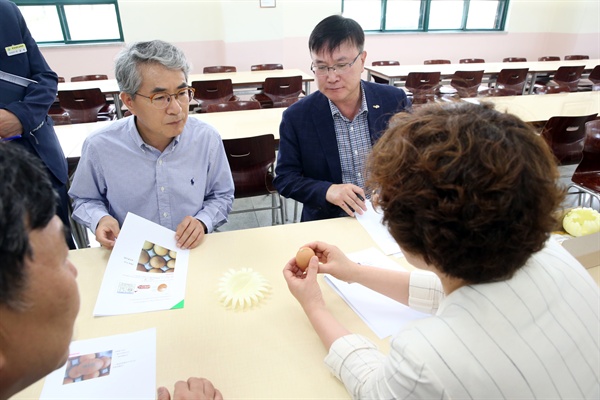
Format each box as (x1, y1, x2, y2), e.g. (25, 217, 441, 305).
(159, 160, 163, 165)
(163, 212, 168, 217)
(161, 187, 165, 192)
(354, 150, 358, 155)
(350, 126, 354, 132)
(357, 172, 362, 177)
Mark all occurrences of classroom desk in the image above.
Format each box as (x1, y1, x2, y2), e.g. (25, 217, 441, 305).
(55, 107, 286, 163)
(465, 91, 600, 122)
(12, 217, 407, 400)
(365, 59, 600, 94)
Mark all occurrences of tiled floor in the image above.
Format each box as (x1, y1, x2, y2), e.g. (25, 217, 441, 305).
(85, 195, 302, 247)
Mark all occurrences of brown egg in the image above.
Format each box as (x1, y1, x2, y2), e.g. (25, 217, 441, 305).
(295, 247, 315, 271)
(149, 256, 166, 269)
(142, 240, 154, 250)
(67, 365, 82, 379)
(168, 250, 177, 259)
(138, 250, 150, 264)
(79, 353, 97, 361)
(137, 263, 148, 272)
(148, 268, 163, 273)
(83, 371, 100, 380)
(167, 259, 176, 269)
(77, 358, 104, 376)
(100, 356, 111, 369)
(153, 245, 168, 256)
(164, 268, 175, 273)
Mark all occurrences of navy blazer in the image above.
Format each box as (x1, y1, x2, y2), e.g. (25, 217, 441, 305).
(274, 80, 410, 221)
(0, 0, 67, 184)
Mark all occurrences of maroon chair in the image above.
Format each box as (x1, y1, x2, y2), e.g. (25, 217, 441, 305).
(191, 79, 239, 112)
(405, 71, 442, 104)
(447, 70, 484, 98)
(569, 119, 600, 203)
(57, 88, 112, 124)
(251, 63, 283, 71)
(459, 58, 485, 64)
(539, 56, 560, 61)
(550, 65, 586, 92)
(222, 134, 285, 225)
(424, 59, 451, 65)
(204, 100, 261, 113)
(203, 65, 237, 73)
(250, 75, 303, 108)
(480, 68, 529, 96)
(503, 57, 527, 62)
(540, 113, 598, 166)
(70, 74, 116, 118)
(371, 60, 400, 84)
(588, 65, 600, 91)
(565, 55, 589, 60)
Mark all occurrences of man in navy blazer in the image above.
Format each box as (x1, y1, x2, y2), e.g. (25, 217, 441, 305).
(274, 15, 410, 222)
(0, 0, 74, 248)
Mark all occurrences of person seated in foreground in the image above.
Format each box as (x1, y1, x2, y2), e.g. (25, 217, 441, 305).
(283, 102, 599, 399)
(0, 144, 222, 400)
(69, 40, 234, 250)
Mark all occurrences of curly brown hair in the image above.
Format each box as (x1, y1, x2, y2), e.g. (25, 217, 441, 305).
(367, 102, 564, 283)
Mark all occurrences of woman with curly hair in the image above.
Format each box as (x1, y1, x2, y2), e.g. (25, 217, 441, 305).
(283, 102, 599, 399)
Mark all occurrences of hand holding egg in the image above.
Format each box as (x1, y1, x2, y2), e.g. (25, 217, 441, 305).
(295, 247, 315, 271)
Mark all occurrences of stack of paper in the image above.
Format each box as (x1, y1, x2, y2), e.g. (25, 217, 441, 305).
(325, 247, 428, 339)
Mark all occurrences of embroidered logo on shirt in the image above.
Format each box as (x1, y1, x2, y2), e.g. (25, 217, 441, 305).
(5, 44, 27, 56)
(190, 178, 195, 186)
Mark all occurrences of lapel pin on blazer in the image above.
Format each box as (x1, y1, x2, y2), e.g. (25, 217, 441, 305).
(373, 104, 380, 109)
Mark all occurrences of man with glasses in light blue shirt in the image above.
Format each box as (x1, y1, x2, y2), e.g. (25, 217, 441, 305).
(274, 15, 410, 222)
(69, 40, 234, 250)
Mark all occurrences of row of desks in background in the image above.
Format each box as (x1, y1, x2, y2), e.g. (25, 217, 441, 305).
(365, 59, 600, 94)
(57, 69, 314, 119)
(55, 91, 600, 164)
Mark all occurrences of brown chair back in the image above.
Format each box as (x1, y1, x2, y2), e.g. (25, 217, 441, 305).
(459, 58, 485, 64)
(424, 59, 451, 65)
(503, 57, 527, 62)
(371, 61, 400, 84)
(495, 68, 529, 94)
(565, 55, 589, 60)
(538, 56, 560, 61)
(541, 114, 598, 165)
(222, 134, 277, 198)
(204, 101, 261, 113)
(450, 70, 484, 97)
(191, 79, 238, 112)
(251, 75, 303, 108)
(251, 63, 283, 71)
(572, 119, 600, 191)
(203, 66, 237, 74)
(71, 74, 108, 82)
(57, 88, 109, 124)
(552, 65, 586, 91)
(405, 72, 442, 104)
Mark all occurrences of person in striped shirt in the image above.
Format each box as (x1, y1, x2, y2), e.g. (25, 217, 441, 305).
(284, 102, 599, 399)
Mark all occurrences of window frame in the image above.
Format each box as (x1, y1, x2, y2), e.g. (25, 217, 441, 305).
(14, 0, 125, 45)
(342, 0, 510, 33)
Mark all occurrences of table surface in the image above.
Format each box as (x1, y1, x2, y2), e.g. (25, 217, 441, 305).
(55, 107, 286, 160)
(365, 59, 600, 81)
(12, 215, 599, 399)
(13, 217, 409, 400)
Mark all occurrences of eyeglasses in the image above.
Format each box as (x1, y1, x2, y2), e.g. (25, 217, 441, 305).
(135, 87, 195, 109)
(311, 52, 363, 76)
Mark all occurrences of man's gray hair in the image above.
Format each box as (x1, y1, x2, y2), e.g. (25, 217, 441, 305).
(114, 40, 190, 96)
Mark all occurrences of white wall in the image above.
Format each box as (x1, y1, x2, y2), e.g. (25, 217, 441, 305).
(40, 0, 599, 80)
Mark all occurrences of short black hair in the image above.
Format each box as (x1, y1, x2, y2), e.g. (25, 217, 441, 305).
(309, 14, 365, 55)
(0, 144, 57, 308)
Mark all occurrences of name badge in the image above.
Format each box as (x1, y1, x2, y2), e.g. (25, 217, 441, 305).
(5, 44, 27, 56)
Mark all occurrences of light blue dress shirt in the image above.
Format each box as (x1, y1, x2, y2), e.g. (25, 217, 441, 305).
(69, 116, 234, 233)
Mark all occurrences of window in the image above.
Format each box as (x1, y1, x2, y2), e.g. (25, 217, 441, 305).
(14, 0, 124, 45)
(342, 0, 509, 32)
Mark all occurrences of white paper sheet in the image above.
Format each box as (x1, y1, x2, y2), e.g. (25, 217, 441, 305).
(93, 213, 190, 316)
(325, 247, 428, 339)
(40, 328, 156, 400)
(355, 200, 403, 256)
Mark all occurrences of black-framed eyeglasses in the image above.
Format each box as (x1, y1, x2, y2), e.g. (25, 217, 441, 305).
(135, 87, 195, 109)
(311, 52, 363, 76)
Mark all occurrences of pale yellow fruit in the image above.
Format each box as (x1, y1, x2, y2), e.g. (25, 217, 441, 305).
(562, 207, 600, 237)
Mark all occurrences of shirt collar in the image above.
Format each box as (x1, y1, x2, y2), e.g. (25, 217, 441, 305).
(328, 81, 368, 121)
(128, 115, 181, 152)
